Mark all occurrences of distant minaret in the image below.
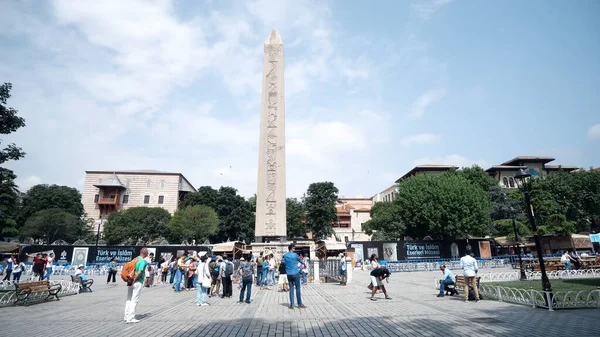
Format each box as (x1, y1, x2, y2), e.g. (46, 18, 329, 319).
(255, 29, 287, 241)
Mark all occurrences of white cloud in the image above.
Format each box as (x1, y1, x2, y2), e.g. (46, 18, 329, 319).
(399, 134, 440, 147)
(409, 88, 447, 119)
(588, 123, 600, 140)
(411, 155, 489, 169)
(411, 0, 453, 20)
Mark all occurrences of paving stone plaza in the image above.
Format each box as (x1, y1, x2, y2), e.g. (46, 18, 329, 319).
(1, 267, 597, 337)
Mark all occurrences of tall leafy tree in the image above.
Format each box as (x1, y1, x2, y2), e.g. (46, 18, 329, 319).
(182, 186, 255, 243)
(393, 172, 492, 240)
(0, 168, 19, 238)
(103, 207, 171, 245)
(303, 182, 339, 241)
(19, 184, 84, 226)
(0, 83, 26, 165)
(286, 198, 306, 239)
(362, 201, 404, 240)
(20, 208, 88, 244)
(167, 205, 219, 243)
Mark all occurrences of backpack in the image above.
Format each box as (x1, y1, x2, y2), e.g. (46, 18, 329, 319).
(225, 263, 234, 277)
(212, 264, 221, 278)
(121, 257, 141, 283)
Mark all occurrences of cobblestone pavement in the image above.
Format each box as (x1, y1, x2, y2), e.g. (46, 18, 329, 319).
(0, 268, 597, 336)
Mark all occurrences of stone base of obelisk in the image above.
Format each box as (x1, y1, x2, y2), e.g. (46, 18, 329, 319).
(249, 238, 316, 260)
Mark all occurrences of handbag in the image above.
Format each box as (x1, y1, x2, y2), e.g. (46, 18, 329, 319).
(367, 282, 373, 290)
(201, 264, 211, 288)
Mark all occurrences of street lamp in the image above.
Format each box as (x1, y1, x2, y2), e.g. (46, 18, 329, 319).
(511, 217, 527, 281)
(514, 168, 552, 294)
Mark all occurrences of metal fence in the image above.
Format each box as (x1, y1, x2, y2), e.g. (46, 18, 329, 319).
(319, 258, 342, 283)
(381, 257, 511, 273)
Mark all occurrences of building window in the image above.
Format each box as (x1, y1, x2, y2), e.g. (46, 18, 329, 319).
(94, 194, 99, 203)
(160, 180, 165, 189)
(509, 177, 515, 188)
(123, 195, 129, 204)
(147, 179, 151, 188)
(502, 177, 509, 187)
(144, 195, 150, 204)
(158, 195, 164, 204)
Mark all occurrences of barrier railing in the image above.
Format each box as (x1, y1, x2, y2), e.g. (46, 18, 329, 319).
(0, 279, 80, 307)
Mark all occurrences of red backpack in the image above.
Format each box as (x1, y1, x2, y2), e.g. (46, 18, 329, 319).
(121, 257, 141, 283)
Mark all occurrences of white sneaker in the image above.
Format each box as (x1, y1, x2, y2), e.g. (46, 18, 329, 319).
(201, 303, 209, 306)
(126, 319, 140, 323)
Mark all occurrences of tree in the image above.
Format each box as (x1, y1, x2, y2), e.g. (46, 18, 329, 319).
(362, 201, 404, 240)
(0, 167, 19, 239)
(19, 184, 84, 226)
(394, 172, 492, 240)
(182, 186, 255, 243)
(538, 214, 577, 236)
(20, 208, 88, 244)
(458, 165, 497, 193)
(303, 182, 339, 241)
(492, 219, 531, 240)
(286, 198, 306, 239)
(0, 83, 26, 165)
(103, 207, 171, 245)
(166, 205, 218, 243)
(180, 186, 218, 209)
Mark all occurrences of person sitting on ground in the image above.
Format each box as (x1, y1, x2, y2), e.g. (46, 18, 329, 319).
(369, 267, 391, 301)
(438, 264, 457, 297)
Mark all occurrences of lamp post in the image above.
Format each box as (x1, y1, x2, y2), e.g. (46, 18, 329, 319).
(514, 169, 552, 294)
(511, 218, 527, 281)
(95, 216, 102, 247)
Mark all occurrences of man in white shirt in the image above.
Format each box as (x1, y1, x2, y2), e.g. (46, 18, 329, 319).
(459, 249, 480, 303)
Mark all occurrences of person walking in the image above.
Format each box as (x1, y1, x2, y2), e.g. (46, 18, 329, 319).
(278, 260, 289, 292)
(44, 253, 55, 280)
(196, 255, 210, 306)
(339, 255, 347, 286)
(107, 257, 118, 285)
(238, 256, 255, 304)
(124, 247, 149, 323)
(12, 258, 24, 283)
(174, 255, 186, 292)
(284, 244, 306, 309)
(459, 249, 480, 303)
(222, 257, 234, 298)
(2, 256, 13, 281)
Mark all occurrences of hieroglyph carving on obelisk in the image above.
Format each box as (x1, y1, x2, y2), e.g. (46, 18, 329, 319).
(255, 29, 286, 239)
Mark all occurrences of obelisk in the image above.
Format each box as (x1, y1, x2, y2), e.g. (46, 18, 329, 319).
(255, 29, 286, 241)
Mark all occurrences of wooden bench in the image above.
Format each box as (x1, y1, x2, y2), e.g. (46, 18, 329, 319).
(14, 280, 61, 306)
(447, 276, 481, 297)
(71, 275, 94, 293)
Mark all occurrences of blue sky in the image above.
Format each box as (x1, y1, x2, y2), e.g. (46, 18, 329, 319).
(1, 0, 599, 198)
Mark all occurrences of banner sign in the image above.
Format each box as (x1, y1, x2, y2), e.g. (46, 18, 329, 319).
(404, 242, 441, 259)
(94, 248, 135, 263)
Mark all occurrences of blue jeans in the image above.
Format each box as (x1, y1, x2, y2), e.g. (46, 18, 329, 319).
(301, 271, 307, 284)
(239, 277, 253, 303)
(262, 268, 269, 286)
(270, 270, 275, 285)
(439, 279, 455, 294)
(256, 267, 263, 285)
(196, 283, 207, 304)
(175, 269, 183, 291)
(170, 270, 175, 284)
(287, 274, 303, 307)
(45, 267, 53, 280)
(565, 261, 571, 271)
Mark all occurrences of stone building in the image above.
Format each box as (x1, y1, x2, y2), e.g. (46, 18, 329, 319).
(485, 156, 579, 188)
(331, 198, 374, 242)
(82, 170, 196, 232)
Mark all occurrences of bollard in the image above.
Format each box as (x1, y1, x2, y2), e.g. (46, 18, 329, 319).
(346, 257, 352, 283)
(313, 260, 320, 284)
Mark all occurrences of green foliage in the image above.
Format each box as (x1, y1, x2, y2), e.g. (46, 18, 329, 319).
(0, 168, 19, 238)
(458, 165, 498, 192)
(19, 184, 84, 226)
(537, 214, 576, 236)
(0, 83, 26, 164)
(362, 201, 404, 240)
(286, 198, 306, 239)
(182, 186, 255, 243)
(394, 172, 492, 240)
(20, 208, 89, 243)
(303, 182, 339, 240)
(492, 219, 531, 240)
(103, 207, 171, 245)
(167, 205, 218, 243)
(180, 186, 218, 209)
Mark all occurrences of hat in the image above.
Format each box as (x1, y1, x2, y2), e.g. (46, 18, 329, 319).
(78, 264, 84, 268)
